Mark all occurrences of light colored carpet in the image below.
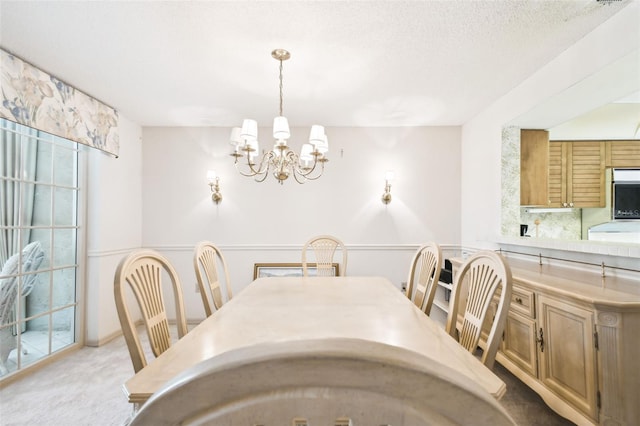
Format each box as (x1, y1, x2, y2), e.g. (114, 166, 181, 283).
(0, 335, 133, 426)
(0, 331, 575, 426)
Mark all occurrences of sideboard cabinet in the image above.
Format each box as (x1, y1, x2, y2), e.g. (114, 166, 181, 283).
(502, 286, 599, 422)
(452, 256, 640, 426)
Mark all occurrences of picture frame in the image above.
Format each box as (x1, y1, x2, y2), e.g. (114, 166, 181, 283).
(253, 262, 340, 279)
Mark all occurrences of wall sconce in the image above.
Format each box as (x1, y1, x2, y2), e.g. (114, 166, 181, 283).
(207, 170, 222, 204)
(381, 171, 395, 205)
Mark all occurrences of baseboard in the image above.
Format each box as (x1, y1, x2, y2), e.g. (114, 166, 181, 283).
(85, 319, 144, 347)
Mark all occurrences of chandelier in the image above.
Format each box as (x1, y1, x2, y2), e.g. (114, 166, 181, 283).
(229, 49, 329, 184)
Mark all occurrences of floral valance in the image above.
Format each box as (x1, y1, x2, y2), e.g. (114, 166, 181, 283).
(0, 49, 119, 156)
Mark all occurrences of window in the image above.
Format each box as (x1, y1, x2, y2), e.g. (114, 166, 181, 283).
(0, 118, 83, 377)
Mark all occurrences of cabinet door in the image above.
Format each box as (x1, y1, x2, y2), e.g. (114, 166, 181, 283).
(605, 140, 640, 168)
(502, 311, 538, 377)
(538, 295, 597, 421)
(568, 141, 605, 208)
(549, 141, 605, 208)
(520, 129, 549, 206)
(548, 141, 567, 207)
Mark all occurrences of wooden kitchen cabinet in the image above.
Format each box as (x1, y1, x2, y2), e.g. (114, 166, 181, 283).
(520, 137, 636, 209)
(520, 129, 549, 206)
(548, 141, 605, 208)
(605, 140, 640, 167)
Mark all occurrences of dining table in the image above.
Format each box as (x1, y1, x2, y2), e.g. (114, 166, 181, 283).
(123, 275, 506, 406)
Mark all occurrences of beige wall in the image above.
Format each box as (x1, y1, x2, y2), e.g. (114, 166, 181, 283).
(139, 126, 462, 320)
(141, 126, 461, 246)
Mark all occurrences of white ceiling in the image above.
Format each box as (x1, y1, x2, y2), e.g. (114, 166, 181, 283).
(0, 0, 635, 128)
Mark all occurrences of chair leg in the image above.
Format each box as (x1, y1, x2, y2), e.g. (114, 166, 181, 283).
(123, 402, 141, 425)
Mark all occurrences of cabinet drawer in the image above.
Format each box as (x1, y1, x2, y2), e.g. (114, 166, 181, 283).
(511, 286, 535, 318)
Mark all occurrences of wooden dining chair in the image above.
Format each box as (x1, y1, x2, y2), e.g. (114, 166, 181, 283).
(445, 250, 512, 369)
(193, 241, 232, 317)
(405, 242, 443, 315)
(301, 235, 347, 277)
(114, 249, 188, 373)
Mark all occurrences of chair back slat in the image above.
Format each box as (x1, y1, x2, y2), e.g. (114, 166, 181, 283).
(311, 239, 338, 274)
(114, 249, 188, 373)
(406, 243, 442, 315)
(193, 242, 232, 316)
(446, 251, 512, 369)
(201, 248, 223, 309)
(124, 260, 174, 357)
(301, 235, 347, 277)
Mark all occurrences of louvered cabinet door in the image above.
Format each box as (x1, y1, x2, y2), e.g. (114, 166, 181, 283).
(548, 141, 566, 207)
(548, 141, 605, 208)
(567, 141, 605, 208)
(605, 140, 640, 168)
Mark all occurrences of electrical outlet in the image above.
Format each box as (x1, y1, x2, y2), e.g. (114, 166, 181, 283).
(401, 282, 407, 293)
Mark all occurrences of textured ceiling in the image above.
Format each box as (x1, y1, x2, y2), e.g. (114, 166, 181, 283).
(0, 0, 635, 128)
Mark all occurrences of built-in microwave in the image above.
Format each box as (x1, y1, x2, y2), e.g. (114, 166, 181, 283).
(613, 169, 640, 219)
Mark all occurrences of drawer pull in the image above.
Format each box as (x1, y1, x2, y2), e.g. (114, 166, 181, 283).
(515, 297, 523, 304)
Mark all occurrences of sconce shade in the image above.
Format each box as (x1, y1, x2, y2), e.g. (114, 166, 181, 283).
(207, 170, 217, 183)
(385, 171, 395, 182)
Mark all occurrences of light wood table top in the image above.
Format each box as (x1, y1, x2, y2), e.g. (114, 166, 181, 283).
(124, 276, 506, 404)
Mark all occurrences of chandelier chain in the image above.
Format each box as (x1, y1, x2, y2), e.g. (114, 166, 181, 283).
(278, 59, 284, 117)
